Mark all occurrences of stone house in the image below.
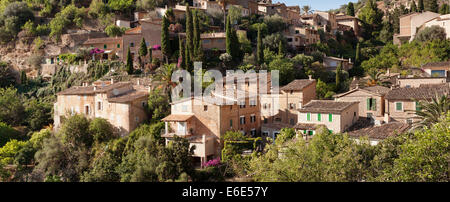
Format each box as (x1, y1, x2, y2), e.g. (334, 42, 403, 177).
(296, 100, 359, 135)
(54, 81, 150, 136)
(384, 84, 450, 124)
(336, 14, 359, 36)
(396, 77, 448, 88)
(393, 11, 440, 45)
(334, 85, 390, 121)
(82, 37, 123, 60)
(122, 18, 163, 62)
(260, 79, 316, 138)
(323, 56, 353, 71)
(201, 32, 226, 50)
(421, 61, 450, 78)
(347, 122, 410, 145)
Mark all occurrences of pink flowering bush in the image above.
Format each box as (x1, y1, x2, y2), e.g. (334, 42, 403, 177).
(202, 158, 221, 168)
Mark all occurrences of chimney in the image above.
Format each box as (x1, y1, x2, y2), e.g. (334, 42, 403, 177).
(94, 86, 97, 91)
(308, 75, 312, 80)
(137, 79, 140, 86)
(202, 135, 206, 143)
(356, 83, 360, 89)
(111, 78, 114, 84)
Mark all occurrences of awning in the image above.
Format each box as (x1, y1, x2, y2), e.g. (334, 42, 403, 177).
(162, 114, 194, 122)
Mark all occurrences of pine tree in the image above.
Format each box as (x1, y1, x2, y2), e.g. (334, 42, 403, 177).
(161, 15, 170, 63)
(126, 48, 133, 75)
(418, 0, 424, 11)
(410, 1, 417, 12)
(347, 2, 355, 16)
(193, 9, 201, 59)
(256, 26, 264, 65)
(185, 3, 194, 62)
(179, 36, 185, 69)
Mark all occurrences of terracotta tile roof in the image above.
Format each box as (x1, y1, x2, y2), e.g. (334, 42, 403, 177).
(363, 86, 391, 95)
(125, 26, 142, 34)
(298, 100, 359, 114)
(294, 123, 326, 130)
(162, 114, 194, 122)
(385, 86, 450, 100)
(422, 61, 450, 69)
(336, 15, 357, 20)
(108, 90, 149, 103)
(57, 82, 132, 95)
(83, 37, 121, 45)
(280, 79, 316, 91)
(348, 122, 410, 140)
(262, 122, 292, 130)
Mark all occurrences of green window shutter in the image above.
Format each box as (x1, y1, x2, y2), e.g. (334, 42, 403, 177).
(303, 130, 307, 134)
(372, 98, 376, 110)
(367, 98, 371, 110)
(307, 113, 311, 121)
(318, 113, 321, 121)
(230, 119, 233, 127)
(415, 101, 421, 111)
(104, 44, 107, 49)
(117, 44, 120, 48)
(396, 102, 402, 111)
(328, 114, 333, 122)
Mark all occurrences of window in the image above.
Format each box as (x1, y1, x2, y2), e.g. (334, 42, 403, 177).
(328, 114, 333, 122)
(85, 105, 90, 115)
(104, 44, 107, 49)
(203, 105, 208, 111)
(317, 113, 321, 121)
(406, 119, 413, 124)
(177, 122, 186, 134)
(290, 118, 295, 125)
(250, 115, 256, 123)
(307, 113, 311, 121)
(239, 100, 246, 108)
(130, 42, 135, 47)
(250, 99, 256, 106)
(240, 116, 246, 124)
(230, 119, 233, 128)
(142, 102, 147, 107)
(396, 102, 403, 111)
(98, 102, 102, 110)
(250, 129, 256, 137)
(367, 98, 376, 111)
(263, 118, 268, 124)
(415, 101, 421, 111)
(117, 44, 120, 48)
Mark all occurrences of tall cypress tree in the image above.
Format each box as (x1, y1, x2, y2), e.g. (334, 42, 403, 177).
(347, 2, 355, 16)
(179, 35, 185, 69)
(355, 42, 361, 66)
(185, 38, 192, 72)
(225, 15, 232, 57)
(185, 3, 194, 62)
(148, 48, 153, 68)
(278, 40, 284, 56)
(193, 9, 200, 59)
(336, 62, 343, 92)
(418, 0, 424, 11)
(126, 48, 133, 75)
(256, 26, 264, 65)
(161, 15, 170, 63)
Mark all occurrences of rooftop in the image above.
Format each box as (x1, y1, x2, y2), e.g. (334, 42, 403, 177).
(57, 82, 132, 95)
(108, 90, 149, 103)
(422, 61, 450, 69)
(298, 100, 359, 114)
(280, 79, 315, 91)
(348, 122, 410, 140)
(385, 85, 450, 100)
(83, 37, 121, 45)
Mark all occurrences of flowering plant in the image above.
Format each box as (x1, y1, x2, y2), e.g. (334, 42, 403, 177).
(152, 45, 161, 50)
(90, 48, 104, 55)
(202, 158, 221, 168)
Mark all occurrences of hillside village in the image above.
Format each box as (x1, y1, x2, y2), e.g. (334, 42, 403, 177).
(0, 0, 449, 182)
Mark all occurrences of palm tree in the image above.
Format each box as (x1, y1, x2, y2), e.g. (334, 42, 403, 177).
(412, 95, 450, 131)
(302, 5, 312, 14)
(152, 63, 178, 95)
(366, 68, 390, 87)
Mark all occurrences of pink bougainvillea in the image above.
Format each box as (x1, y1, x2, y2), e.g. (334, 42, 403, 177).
(152, 45, 161, 50)
(202, 158, 221, 168)
(90, 48, 105, 55)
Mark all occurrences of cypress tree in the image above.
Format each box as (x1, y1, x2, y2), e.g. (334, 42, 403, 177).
(185, 39, 192, 72)
(148, 48, 153, 67)
(193, 9, 201, 59)
(278, 40, 284, 56)
(139, 38, 148, 68)
(20, 70, 27, 84)
(347, 2, 355, 16)
(355, 42, 361, 66)
(185, 3, 194, 62)
(256, 26, 264, 65)
(418, 0, 424, 11)
(126, 48, 133, 75)
(226, 15, 232, 57)
(336, 62, 342, 92)
(161, 15, 170, 63)
(410, 1, 417, 12)
(179, 35, 185, 69)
